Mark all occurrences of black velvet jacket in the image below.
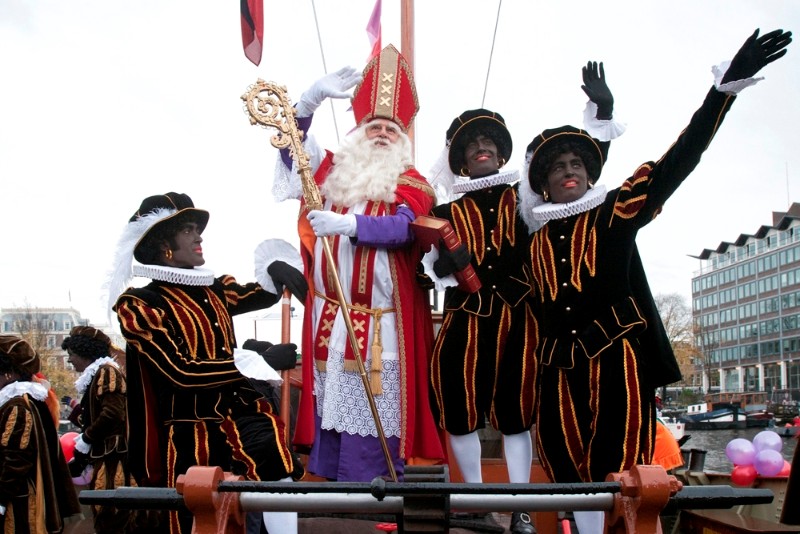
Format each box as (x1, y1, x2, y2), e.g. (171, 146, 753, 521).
(528, 86, 735, 389)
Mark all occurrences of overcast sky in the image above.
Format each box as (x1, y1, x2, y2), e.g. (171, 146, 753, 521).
(2, 1, 799, 337)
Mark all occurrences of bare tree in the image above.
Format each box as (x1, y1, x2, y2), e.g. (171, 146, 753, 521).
(692, 319, 719, 395)
(654, 293, 703, 401)
(654, 293, 693, 345)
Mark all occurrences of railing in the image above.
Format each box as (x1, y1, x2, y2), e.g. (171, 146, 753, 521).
(79, 464, 775, 534)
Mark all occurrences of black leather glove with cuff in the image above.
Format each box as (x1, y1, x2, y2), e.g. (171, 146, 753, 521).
(721, 28, 792, 84)
(243, 339, 298, 370)
(581, 61, 614, 120)
(267, 261, 309, 302)
(433, 241, 471, 278)
(68, 450, 90, 478)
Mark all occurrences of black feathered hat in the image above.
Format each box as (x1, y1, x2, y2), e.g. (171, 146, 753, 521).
(446, 109, 512, 175)
(129, 192, 209, 263)
(525, 125, 609, 194)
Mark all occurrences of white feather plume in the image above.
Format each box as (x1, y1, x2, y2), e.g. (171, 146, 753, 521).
(516, 168, 545, 235)
(426, 144, 458, 206)
(103, 207, 176, 323)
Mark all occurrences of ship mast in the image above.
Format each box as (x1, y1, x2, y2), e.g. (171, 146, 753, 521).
(401, 0, 416, 154)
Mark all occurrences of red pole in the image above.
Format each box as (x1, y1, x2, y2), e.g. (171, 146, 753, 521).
(280, 289, 292, 444)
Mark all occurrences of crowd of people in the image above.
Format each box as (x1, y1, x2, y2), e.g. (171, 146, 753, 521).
(0, 28, 791, 534)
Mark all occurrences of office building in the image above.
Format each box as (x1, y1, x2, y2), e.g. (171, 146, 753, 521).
(692, 203, 800, 401)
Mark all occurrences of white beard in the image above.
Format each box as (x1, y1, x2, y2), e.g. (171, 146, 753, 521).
(321, 125, 413, 207)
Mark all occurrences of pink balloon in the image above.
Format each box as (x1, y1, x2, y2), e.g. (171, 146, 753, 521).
(778, 460, 792, 477)
(71, 465, 94, 486)
(731, 464, 758, 486)
(726, 438, 756, 466)
(754, 449, 785, 476)
(59, 431, 79, 463)
(753, 430, 783, 453)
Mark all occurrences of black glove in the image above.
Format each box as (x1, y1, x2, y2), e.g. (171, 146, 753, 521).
(722, 28, 792, 84)
(242, 339, 272, 353)
(433, 241, 471, 278)
(581, 61, 614, 120)
(267, 261, 309, 302)
(68, 450, 90, 478)
(243, 339, 297, 370)
(263, 343, 298, 370)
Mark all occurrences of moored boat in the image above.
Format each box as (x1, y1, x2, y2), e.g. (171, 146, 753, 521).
(658, 413, 686, 441)
(680, 402, 748, 430)
(746, 408, 776, 428)
(776, 424, 800, 438)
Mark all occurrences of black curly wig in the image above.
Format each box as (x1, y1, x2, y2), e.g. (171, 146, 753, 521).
(529, 140, 602, 195)
(135, 212, 199, 265)
(450, 124, 512, 175)
(61, 334, 110, 361)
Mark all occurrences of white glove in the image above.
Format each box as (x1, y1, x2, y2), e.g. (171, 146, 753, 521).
(0, 504, 5, 515)
(421, 248, 458, 292)
(74, 433, 91, 455)
(295, 66, 362, 118)
(307, 210, 357, 237)
(233, 348, 282, 384)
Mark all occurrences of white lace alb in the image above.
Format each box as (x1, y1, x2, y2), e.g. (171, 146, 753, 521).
(314, 348, 401, 439)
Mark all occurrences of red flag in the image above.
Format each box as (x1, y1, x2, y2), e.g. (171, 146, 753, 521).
(241, 0, 264, 66)
(366, 0, 382, 60)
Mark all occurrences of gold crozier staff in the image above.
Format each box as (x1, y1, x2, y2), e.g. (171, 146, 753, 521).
(241, 80, 397, 482)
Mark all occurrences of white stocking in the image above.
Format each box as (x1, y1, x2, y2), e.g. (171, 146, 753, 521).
(448, 432, 482, 483)
(262, 477, 297, 534)
(262, 512, 297, 534)
(502, 431, 532, 483)
(573, 510, 605, 534)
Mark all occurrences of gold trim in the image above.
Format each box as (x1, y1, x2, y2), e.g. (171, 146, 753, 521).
(314, 291, 396, 317)
(398, 176, 435, 198)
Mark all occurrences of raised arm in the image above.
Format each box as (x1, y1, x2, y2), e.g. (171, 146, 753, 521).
(273, 67, 362, 201)
(295, 66, 362, 118)
(720, 28, 792, 84)
(581, 60, 626, 143)
(277, 67, 362, 174)
(626, 28, 792, 221)
(582, 61, 614, 120)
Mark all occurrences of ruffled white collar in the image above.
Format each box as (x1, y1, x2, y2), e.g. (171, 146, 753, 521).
(133, 264, 215, 286)
(74, 356, 120, 394)
(0, 380, 48, 409)
(531, 185, 608, 222)
(452, 169, 519, 194)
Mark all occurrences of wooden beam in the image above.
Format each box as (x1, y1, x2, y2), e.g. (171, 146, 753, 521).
(401, 0, 416, 154)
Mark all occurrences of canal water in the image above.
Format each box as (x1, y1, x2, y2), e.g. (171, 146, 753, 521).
(680, 426, 797, 472)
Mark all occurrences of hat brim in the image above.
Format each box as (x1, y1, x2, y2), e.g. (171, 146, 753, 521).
(448, 116, 512, 174)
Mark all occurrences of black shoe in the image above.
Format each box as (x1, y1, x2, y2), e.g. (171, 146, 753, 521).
(510, 512, 536, 534)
